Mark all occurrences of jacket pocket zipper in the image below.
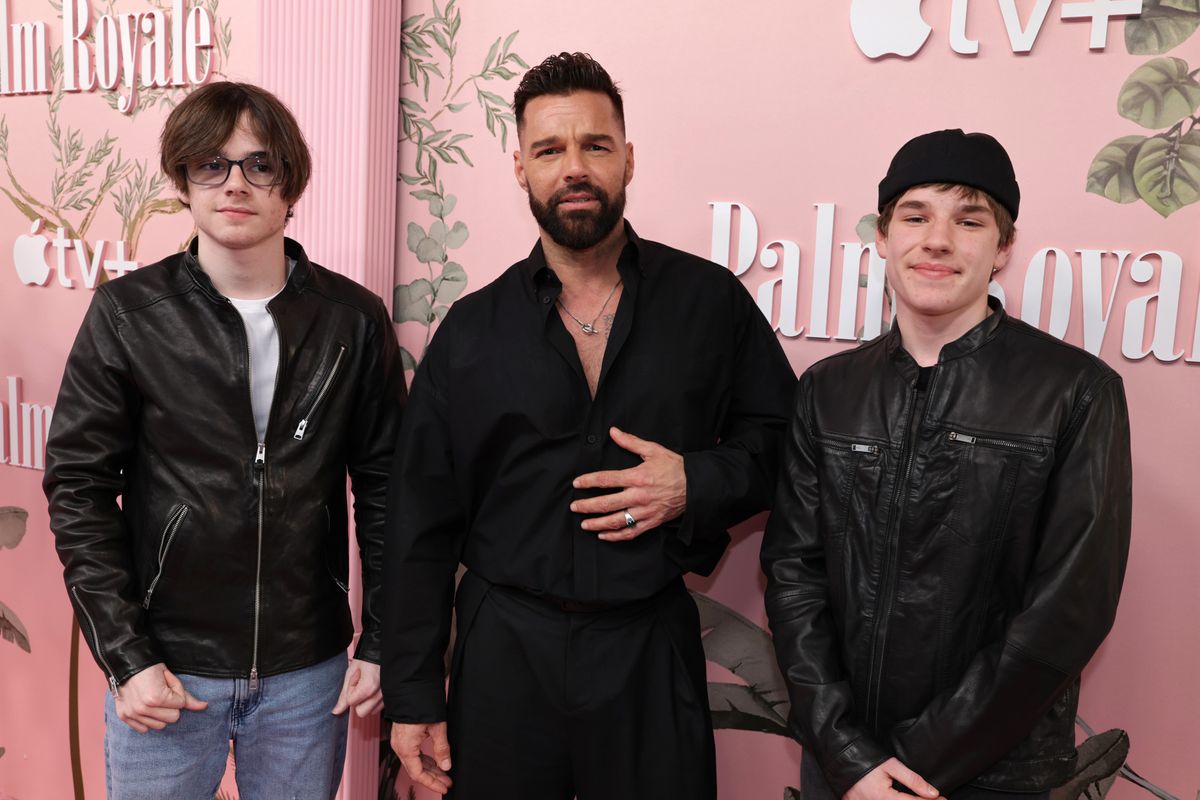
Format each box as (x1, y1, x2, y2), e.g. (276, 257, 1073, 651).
(947, 431, 1045, 455)
(818, 437, 880, 455)
(71, 585, 120, 698)
(294, 345, 347, 441)
(142, 505, 190, 609)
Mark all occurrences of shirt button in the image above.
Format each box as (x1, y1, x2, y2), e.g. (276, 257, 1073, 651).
(541, 295, 552, 305)
(586, 434, 598, 444)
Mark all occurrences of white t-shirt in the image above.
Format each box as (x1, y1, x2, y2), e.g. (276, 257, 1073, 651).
(227, 260, 294, 441)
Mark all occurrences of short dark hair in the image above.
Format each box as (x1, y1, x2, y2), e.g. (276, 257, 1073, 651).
(512, 52, 624, 132)
(160, 81, 312, 204)
(877, 182, 1016, 249)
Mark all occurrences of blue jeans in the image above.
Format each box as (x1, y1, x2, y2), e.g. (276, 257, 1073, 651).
(104, 653, 349, 800)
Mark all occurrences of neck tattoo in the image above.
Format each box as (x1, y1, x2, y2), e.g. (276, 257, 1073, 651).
(558, 278, 622, 336)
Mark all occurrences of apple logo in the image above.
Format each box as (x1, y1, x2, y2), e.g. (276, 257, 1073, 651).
(12, 218, 51, 286)
(850, 0, 933, 58)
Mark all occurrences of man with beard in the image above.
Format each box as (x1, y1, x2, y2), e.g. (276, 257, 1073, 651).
(381, 53, 795, 799)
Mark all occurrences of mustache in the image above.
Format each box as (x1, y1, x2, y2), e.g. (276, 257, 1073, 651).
(549, 183, 605, 208)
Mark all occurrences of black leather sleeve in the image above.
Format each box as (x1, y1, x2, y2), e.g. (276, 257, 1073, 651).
(346, 296, 408, 664)
(44, 289, 163, 687)
(893, 374, 1132, 792)
(761, 373, 893, 797)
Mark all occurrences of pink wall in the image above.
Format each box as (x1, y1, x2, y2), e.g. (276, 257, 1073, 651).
(0, 1, 401, 798)
(394, 2, 1199, 799)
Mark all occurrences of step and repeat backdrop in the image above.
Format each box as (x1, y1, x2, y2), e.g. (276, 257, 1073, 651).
(391, 2, 1197, 799)
(0, 1, 1196, 799)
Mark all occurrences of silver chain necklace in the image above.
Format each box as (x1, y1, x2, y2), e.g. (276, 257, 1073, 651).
(557, 279, 622, 335)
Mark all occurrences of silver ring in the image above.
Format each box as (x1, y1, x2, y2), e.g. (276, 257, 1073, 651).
(623, 511, 637, 529)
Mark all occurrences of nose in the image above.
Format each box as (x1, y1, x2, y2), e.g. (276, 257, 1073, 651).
(224, 162, 251, 193)
(922, 217, 953, 253)
(561, 146, 588, 184)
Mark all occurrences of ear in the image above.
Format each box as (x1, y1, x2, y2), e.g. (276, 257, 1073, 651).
(624, 141, 635, 187)
(874, 221, 889, 261)
(176, 184, 191, 210)
(513, 149, 528, 192)
(993, 231, 1015, 272)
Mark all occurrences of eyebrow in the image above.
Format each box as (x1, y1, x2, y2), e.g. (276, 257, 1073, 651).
(896, 200, 994, 217)
(528, 133, 617, 151)
(217, 149, 270, 159)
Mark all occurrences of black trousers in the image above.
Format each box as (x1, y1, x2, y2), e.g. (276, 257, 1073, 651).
(445, 571, 717, 800)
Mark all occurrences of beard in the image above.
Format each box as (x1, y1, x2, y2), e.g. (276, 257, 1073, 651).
(528, 181, 626, 250)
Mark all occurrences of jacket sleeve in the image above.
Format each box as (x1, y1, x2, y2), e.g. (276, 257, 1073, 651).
(380, 317, 466, 723)
(761, 372, 893, 797)
(345, 296, 408, 664)
(892, 374, 1132, 793)
(675, 277, 795, 552)
(43, 290, 163, 690)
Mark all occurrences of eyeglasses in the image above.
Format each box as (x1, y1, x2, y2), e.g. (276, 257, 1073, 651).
(183, 155, 285, 188)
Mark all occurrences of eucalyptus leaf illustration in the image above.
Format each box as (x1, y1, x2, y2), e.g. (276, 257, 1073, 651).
(0, 506, 28, 549)
(1132, 128, 1200, 216)
(1050, 728, 1130, 800)
(1087, 135, 1149, 203)
(1125, 0, 1200, 54)
(855, 213, 879, 245)
(1117, 57, 1200, 130)
(398, 3, 528, 370)
(395, 279, 436, 325)
(692, 592, 791, 735)
(0, 600, 31, 653)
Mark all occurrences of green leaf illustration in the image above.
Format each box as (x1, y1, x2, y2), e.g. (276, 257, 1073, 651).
(1049, 728, 1129, 800)
(1132, 129, 1200, 216)
(415, 236, 444, 263)
(434, 261, 468, 304)
(445, 220, 469, 249)
(428, 219, 448, 244)
(399, 346, 417, 372)
(0, 600, 30, 653)
(1117, 57, 1200, 129)
(394, 279, 436, 324)
(1086, 135, 1148, 203)
(708, 682, 790, 735)
(0, 506, 28, 549)
(1129, 0, 1200, 54)
(692, 592, 791, 734)
(855, 213, 879, 245)
(441, 194, 458, 216)
(406, 222, 426, 254)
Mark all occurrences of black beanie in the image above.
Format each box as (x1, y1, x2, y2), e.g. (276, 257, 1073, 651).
(877, 129, 1020, 221)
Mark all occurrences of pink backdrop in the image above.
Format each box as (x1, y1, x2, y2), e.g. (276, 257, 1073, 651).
(0, 1, 1197, 799)
(393, 2, 1199, 799)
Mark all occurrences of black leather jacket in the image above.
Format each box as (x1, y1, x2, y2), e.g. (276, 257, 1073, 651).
(762, 299, 1131, 796)
(44, 238, 406, 692)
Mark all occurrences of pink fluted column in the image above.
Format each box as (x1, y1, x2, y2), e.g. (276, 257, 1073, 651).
(259, 2, 403, 798)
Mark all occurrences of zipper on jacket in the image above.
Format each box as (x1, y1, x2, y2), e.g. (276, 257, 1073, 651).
(818, 437, 881, 455)
(294, 344, 347, 441)
(250, 442, 266, 692)
(947, 430, 1044, 455)
(142, 505, 190, 609)
(864, 373, 929, 730)
(72, 585, 120, 698)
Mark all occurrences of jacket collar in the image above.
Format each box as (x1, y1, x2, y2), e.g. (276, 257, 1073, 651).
(181, 236, 312, 302)
(886, 294, 1007, 368)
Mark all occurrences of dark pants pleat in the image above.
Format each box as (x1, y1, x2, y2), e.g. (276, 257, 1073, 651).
(446, 571, 716, 800)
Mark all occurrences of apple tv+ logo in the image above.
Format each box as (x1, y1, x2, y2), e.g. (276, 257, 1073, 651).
(849, 0, 1143, 59)
(10, 218, 139, 290)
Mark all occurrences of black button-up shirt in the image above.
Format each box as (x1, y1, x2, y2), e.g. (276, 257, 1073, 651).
(382, 224, 796, 721)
